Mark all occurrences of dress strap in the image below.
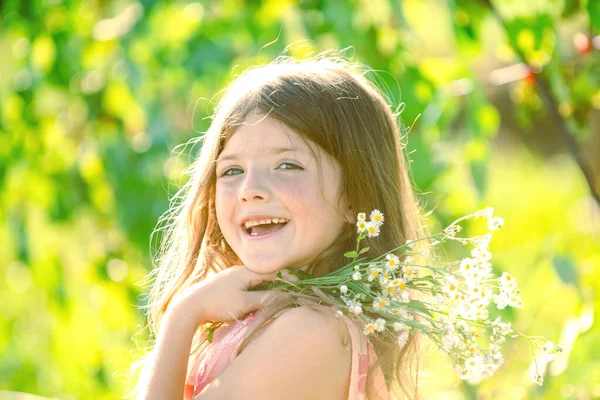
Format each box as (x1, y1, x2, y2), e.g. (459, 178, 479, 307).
(184, 312, 260, 399)
(339, 316, 390, 400)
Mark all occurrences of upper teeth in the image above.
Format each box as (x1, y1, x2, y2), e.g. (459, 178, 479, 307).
(244, 218, 289, 229)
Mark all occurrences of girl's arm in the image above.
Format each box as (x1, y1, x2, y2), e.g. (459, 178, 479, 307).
(136, 306, 200, 400)
(135, 266, 299, 399)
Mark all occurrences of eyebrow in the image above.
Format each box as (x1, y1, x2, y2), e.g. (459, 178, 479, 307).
(216, 146, 302, 163)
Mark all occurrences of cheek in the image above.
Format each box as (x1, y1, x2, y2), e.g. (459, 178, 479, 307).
(290, 186, 337, 228)
(215, 187, 233, 226)
(281, 179, 321, 212)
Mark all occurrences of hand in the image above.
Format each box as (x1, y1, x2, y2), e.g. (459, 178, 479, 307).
(168, 265, 299, 327)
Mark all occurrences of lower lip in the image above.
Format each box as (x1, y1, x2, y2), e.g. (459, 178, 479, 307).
(242, 223, 289, 240)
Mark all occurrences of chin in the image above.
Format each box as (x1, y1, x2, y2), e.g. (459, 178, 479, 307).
(242, 259, 286, 274)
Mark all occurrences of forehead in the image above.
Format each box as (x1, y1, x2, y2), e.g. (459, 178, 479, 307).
(219, 114, 315, 159)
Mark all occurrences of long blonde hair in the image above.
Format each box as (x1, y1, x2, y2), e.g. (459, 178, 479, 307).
(132, 53, 425, 399)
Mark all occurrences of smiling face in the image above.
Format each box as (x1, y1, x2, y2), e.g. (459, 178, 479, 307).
(215, 113, 354, 274)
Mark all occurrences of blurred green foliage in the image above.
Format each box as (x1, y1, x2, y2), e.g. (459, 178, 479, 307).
(1, 0, 599, 399)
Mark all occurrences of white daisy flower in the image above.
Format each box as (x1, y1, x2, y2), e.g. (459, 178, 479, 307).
(398, 290, 410, 303)
(356, 220, 368, 233)
(352, 271, 362, 281)
(374, 318, 386, 332)
(492, 319, 512, 337)
(370, 209, 385, 226)
(465, 356, 483, 371)
(499, 272, 517, 291)
(488, 216, 504, 231)
(480, 207, 494, 219)
(507, 294, 523, 308)
(379, 270, 392, 285)
(389, 278, 403, 287)
(357, 212, 366, 222)
(373, 296, 390, 310)
(397, 331, 409, 347)
(459, 258, 476, 276)
(448, 291, 462, 303)
(395, 278, 407, 292)
(472, 246, 492, 261)
(476, 233, 492, 250)
(367, 267, 382, 282)
(492, 293, 508, 310)
(403, 265, 416, 282)
(442, 333, 459, 351)
(383, 283, 397, 297)
(393, 321, 407, 332)
(386, 254, 400, 270)
(363, 321, 376, 335)
(366, 221, 380, 238)
(442, 279, 459, 296)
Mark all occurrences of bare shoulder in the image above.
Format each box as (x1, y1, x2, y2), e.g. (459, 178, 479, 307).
(194, 306, 352, 400)
(257, 306, 351, 346)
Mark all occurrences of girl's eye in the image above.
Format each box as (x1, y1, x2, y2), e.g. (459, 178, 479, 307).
(221, 167, 242, 177)
(277, 162, 303, 170)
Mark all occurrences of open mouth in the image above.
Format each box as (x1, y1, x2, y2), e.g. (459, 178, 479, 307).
(242, 220, 290, 237)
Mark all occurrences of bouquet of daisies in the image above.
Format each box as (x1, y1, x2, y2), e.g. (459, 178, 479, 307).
(255, 208, 561, 386)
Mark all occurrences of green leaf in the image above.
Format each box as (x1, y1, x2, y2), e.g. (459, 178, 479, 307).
(359, 247, 370, 255)
(562, 0, 581, 17)
(407, 300, 433, 316)
(449, 0, 490, 55)
(344, 251, 358, 258)
(504, 14, 554, 59)
(289, 268, 315, 280)
(588, 0, 600, 31)
(207, 326, 218, 343)
(552, 255, 579, 288)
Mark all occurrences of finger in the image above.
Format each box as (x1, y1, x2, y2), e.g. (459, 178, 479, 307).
(238, 266, 292, 288)
(245, 290, 279, 311)
(228, 265, 275, 288)
(278, 269, 300, 283)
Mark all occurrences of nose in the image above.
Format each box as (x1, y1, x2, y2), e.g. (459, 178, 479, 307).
(238, 169, 271, 203)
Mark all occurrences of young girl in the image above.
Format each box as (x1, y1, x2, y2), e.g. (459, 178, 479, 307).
(133, 53, 423, 399)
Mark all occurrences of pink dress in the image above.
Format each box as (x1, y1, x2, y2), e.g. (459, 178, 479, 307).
(184, 308, 390, 399)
